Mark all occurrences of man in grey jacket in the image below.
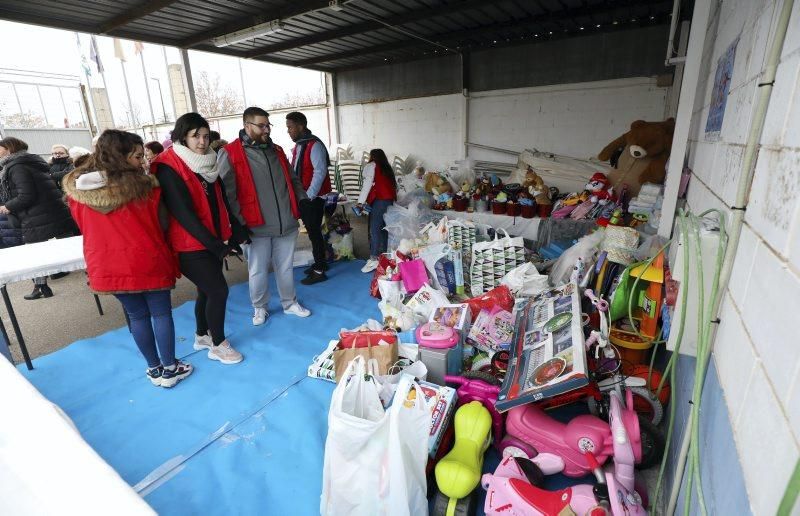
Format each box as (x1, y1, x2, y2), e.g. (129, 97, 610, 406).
(217, 107, 312, 326)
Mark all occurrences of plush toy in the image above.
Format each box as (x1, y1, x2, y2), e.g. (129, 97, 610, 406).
(585, 172, 614, 204)
(475, 176, 492, 199)
(598, 118, 675, 197)
(523, 167, 552, 206)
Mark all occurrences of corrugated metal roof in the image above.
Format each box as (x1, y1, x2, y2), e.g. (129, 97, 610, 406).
(0, 0, 692, 72)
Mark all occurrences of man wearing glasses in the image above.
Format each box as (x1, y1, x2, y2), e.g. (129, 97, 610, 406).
(217, 107, 312, 327)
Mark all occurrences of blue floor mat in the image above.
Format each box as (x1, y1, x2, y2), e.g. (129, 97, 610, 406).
(20, 260, 373, 514)
(20, 259, 589, 515)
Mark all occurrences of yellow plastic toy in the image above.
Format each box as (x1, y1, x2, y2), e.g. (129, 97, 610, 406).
(433, 401, 492, 516)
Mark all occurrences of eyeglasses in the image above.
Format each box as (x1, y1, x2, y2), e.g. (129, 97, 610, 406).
(246, 121, 272, 130)
(52, 152, 67, 157)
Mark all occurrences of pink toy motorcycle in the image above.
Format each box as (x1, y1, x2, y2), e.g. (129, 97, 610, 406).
(482, 391, 647, 515)
(444, 374, 504, 449)
(499, 389, 646, 477)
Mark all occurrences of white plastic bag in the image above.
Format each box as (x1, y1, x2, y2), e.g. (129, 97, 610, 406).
(548, 229, 605, 286)
(374, 359, 429, 406)
(500, 262, 550, 297)
(321, 362, 429, 516)
(386, 374, 430, 516)
(330, 232, 354, 260)
(321, 356, 389, 516)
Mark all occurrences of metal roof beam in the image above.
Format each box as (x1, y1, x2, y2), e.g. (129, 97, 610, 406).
(99, 0, 182, 34)
(292, 0, 670, 67)
(179, 0, 330, 48)
(245, 0, 489, 59)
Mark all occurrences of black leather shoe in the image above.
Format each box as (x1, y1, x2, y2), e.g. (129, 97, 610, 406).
(301, 271, 328, 285)
(24, 286, 53, 300)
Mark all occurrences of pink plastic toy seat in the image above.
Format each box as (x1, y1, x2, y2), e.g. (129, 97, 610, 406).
(416, 322, 459, 349)
(504, 405, 612, 478)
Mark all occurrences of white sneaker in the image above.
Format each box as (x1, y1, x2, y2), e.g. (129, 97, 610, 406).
(207, 340, 243, 364)
(193, 333, 213, 351)
(361, 258, 379, 273)
(253, 307, 268, 326)
(284, 302, 311, 318)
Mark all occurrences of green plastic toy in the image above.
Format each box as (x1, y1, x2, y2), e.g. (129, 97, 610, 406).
(432, 401, 492, 516)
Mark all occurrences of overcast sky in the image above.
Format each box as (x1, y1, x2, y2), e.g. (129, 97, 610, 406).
(0, 20, 325, 130)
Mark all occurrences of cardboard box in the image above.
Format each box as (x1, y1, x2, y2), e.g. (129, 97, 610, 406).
(418, 380, 458, 458)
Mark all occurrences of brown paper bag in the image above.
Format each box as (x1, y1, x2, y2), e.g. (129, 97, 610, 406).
(333, 338, 398, 382)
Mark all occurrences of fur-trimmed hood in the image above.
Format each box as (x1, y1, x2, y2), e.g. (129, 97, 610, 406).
(63, 169, 158, 214)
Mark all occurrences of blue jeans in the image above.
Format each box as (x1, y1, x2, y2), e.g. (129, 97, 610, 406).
(368, 199, 393, 257)
(115, 290, 176, 368)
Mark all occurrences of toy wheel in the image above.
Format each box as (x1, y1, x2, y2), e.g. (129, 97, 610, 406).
(630, 386, 664, 426)
(463, 370, 502, 386)
(636, 415, 665, 470)
(432, 491, 476, 516)
(500, 435, 537, 459)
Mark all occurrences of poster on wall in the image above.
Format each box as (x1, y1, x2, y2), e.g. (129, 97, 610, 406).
(705, 37, 739, 139)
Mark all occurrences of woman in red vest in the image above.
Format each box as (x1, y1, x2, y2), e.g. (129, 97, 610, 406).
(153, 113, 245, 365)
(64, 130, 192, 388)
(355, 148, 397, 273)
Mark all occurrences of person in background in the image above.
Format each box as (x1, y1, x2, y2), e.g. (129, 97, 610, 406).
(217, 106, 312, 327)
(48, 144, 74, 189)
(210, 139, 228, 153)
(63, 130, 192, 388)
(69, 146, 92, 169)
(356, 149, 397, 273)
(0, 137, 76, 299)
(144, 141, 164, 171)
(153, 113, 245, 365)
(286, 111, 332, 286)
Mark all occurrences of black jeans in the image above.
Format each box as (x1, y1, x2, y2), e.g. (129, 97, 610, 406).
(300, 197, 327, 270)
(179, 251, 229, 345)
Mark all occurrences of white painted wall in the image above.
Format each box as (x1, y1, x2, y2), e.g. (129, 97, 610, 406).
(336, 78, 670, 171)
(682, 0, 800, 513)
(338, 94, 465, 171)
(468, 78, 670, 163)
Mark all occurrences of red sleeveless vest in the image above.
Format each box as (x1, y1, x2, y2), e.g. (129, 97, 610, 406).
(367, 164, 397, 204)
(295, 139, 332, 198)
(153, 148, 232, 252)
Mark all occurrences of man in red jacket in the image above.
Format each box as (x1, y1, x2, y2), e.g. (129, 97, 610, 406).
(286, 111, 332, 286)
(217, 107, 312, 326)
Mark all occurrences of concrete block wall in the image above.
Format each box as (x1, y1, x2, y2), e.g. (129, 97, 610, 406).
(468, 78, 669, 164)
(338, 94, 465, 171)
(337, 77, 670, 172)
(677, 0, 800, 513)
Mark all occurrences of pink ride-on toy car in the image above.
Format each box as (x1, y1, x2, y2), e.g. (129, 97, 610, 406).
(482, 391, 647, 515)
(499, 389, 646, 478)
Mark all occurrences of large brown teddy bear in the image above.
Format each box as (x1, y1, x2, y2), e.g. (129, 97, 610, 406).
(598, 118, 675, 197)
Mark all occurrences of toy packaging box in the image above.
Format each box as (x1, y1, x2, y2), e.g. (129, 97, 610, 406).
(417, 380, 458, 458)
(495, 282, 589, 412)
(466, 307, 515, 352)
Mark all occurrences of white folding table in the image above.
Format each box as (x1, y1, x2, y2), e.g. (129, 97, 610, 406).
(0, 236, 101, 370)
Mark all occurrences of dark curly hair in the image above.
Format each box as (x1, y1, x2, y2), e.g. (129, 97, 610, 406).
(92, 130, 144, 179)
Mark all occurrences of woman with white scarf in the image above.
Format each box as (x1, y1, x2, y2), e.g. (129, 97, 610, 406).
(153, 113, 245, 365)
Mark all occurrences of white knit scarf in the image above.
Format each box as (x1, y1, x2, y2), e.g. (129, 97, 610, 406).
(172, 143, 219, 182)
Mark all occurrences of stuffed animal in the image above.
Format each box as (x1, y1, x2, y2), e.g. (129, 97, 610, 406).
(475, 176, 492, 199)
(585, 172, 614, 204)
(424, 172, 453, 197)
(523, 167, 552, 206)
(598, 118, 675, 197)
